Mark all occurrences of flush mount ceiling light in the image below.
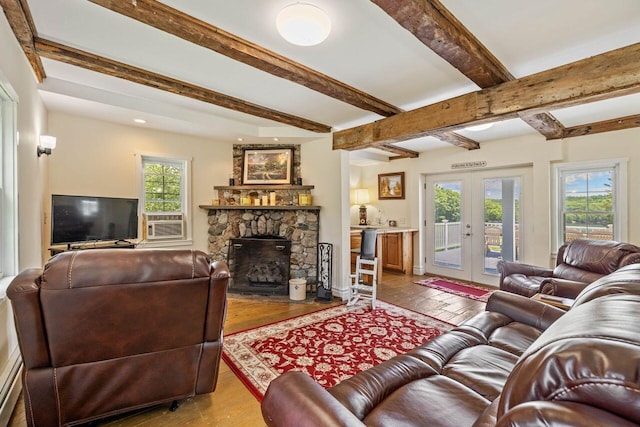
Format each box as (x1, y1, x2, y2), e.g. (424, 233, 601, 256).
(276, 3, 332, 46)
(465, 123, 494, 132)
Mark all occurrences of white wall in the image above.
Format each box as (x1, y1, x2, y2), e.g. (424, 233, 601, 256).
(301, 139, 349, 296)
(47, 112, 232, 254)
(0, 11, 49, 422)
(352, 129, 640, 273)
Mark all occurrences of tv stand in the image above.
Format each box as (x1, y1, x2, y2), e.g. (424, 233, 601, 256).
(50, 240, 137, 256)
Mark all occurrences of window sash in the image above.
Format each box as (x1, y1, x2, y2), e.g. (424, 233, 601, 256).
(554, 161, 625, 247)
(141, 158, 184, 213)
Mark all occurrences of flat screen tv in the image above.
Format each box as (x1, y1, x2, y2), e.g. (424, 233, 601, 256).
(51, 194, 139, 245)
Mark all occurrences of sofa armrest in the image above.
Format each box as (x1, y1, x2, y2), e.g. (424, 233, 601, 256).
(204, 261, 230, 342)
(498, 261, 553, 281)
(540, 278, 587, 299)
(6, 268, 50, 369)
(485, 291, 564, 331)
(262, 371, 364, 427)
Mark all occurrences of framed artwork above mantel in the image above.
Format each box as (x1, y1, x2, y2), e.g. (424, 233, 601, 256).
(378, 172, 405, 200)
(242, 148, 293, 185)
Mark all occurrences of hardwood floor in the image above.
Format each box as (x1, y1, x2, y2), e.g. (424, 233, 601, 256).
(8, 272, 490, 427)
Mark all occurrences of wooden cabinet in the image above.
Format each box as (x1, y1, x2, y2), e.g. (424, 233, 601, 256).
(351, 228, 416, 278)
(381, 232, 403, 272)
(350, 233, 361, 267)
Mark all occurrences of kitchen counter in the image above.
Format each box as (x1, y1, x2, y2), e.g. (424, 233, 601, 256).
(350, 227, 418, 279)
(350, 226, 418, 234)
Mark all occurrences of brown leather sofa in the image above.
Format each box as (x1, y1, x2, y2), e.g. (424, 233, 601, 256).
(8, 249, 230, 427)
(261, 264, 640, 426)
(498, 237, 640, 297)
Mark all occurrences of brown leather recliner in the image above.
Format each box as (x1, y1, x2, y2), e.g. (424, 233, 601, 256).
(261, 264, 640, 426)
(498, 238, 640, 297)
(8, 249, 230, 427)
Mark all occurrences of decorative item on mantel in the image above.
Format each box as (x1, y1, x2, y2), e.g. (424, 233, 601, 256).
(210, 184, 315, 208)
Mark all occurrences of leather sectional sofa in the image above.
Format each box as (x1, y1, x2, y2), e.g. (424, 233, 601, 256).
(498, 237, 640, 297)
(262, 264, 640, 426)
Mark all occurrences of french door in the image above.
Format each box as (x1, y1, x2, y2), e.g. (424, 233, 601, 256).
(424, 167, 532, 286)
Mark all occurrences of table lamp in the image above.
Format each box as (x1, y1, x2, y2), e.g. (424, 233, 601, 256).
(354, 189, 370, 225)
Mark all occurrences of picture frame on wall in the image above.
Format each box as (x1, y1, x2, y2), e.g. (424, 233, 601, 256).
(242, 148, 293, 185)
(378, 172, 405, 200)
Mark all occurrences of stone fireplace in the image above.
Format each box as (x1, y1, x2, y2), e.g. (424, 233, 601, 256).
(204, 207, 320, 291)
(200, 143, 320, 294)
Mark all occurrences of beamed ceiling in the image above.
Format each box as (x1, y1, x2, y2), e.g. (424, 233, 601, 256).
(1, 0, 639, 164)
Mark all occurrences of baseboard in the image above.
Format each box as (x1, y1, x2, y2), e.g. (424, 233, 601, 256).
(0, 363, 22, 426)
(332, 287, 350, 301)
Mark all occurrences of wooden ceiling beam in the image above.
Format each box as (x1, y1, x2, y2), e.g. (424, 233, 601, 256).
(87, 0, 402, 118)
(0, 0, 45, 82)
(371, 0, 512, 86)
(34, 38, 332, 133)
(375, 143, 419, 158)
(431, 131, 480, 150)
(371, 0, 567, 140)
(334, 43, 640, 150)
(518, 112, 565, 139)
(558, 114, 640, 140)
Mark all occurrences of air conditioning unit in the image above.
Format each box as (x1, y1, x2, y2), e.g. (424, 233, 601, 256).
(146, 213, 184, 240)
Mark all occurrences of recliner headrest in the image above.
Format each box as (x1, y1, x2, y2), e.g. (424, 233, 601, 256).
(562, 238, 640, 275)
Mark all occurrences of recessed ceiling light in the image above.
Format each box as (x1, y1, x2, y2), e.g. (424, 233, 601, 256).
(134, 119, 147, 124)
(276, 3, 331, 46)
(465, 123, 493, 132)
(273, 138, 279, 142)
(237, 137, 244, 142)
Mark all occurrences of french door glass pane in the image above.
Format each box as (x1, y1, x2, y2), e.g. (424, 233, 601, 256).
(483, 177, 520, 274)
(433, 181, 462, 269)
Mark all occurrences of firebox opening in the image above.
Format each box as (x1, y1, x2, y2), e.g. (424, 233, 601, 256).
(227, 236, 292, 295)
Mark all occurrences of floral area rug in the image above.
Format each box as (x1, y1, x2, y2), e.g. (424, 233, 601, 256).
(414, 277, 493, 302)
(222, 300, 453, 400)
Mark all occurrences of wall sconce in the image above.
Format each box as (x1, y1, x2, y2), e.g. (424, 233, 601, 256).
(37, 135, 56, 157)
(354, 188, 370, 225)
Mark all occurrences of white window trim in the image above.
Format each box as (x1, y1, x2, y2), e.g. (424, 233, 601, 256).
(0, 79, 18, 282)
(135, 152, 193, 247)
(551, 158, 628, 250)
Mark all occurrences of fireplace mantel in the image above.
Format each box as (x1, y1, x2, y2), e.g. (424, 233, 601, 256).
(199, 205, 320, 211)
(213, 185, 314, 191)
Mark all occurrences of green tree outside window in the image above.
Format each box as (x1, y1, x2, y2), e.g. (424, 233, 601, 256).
(143, 161, 183, 212)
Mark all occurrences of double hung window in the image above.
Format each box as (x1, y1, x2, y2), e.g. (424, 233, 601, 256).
(553, 160, 627, 246)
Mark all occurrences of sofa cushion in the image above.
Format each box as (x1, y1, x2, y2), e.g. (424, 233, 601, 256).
(559, 238, 640, 275)
(486, 322, 543, 356)
(444, 345, 518, 400)
(363, 376, 490, 427)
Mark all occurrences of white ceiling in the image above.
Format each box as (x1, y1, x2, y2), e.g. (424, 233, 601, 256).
(23, 0, 640, 160)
